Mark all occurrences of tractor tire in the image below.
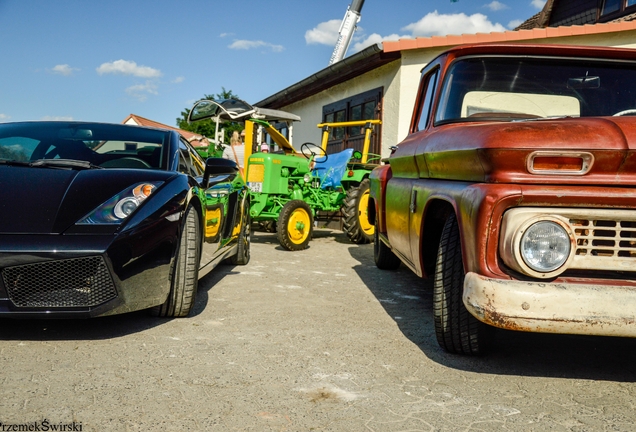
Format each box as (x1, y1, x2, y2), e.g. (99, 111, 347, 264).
(373, 219, 401, 270)
(226, 199, 251, 265)
(342, 179, 375, 244)
(152, 206, 200, 317)
(277, 200, 313, 251)
(433, 213, 491, 355)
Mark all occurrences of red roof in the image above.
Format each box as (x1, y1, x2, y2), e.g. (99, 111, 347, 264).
(383, 20, 636, 53)
(122, 114, 209, 147)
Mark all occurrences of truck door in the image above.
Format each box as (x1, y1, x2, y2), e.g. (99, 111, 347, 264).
(386, 67, 439, 274)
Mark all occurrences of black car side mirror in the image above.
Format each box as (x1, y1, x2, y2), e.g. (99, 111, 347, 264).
(202, 158, 239, 187)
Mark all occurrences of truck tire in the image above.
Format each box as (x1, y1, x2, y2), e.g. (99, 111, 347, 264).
(373, 219, 401, 270)
(433, 213, 491, 355)
(153, 206, 200, 317)
(226, 198, 251, 265)
(342, 179, 375, 244)
(277, 200, 313, 251)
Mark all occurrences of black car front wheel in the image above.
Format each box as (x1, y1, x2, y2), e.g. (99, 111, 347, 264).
(226, 199, 251, 265)
(152, 206, 200, 317)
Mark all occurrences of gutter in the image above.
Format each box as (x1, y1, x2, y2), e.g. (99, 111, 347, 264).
(255, 43, 400, 109)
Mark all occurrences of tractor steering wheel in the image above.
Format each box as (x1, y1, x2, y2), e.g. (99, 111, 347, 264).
(300, 142, 328, 162)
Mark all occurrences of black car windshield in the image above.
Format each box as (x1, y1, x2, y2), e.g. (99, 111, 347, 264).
(435, 56, 636, 124)
(0, 122, 169, 169)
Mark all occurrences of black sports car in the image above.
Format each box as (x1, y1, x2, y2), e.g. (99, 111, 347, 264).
(0, 121, 250, 318)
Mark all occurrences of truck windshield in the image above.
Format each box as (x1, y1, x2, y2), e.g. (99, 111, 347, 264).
(435, 56, 636, 124)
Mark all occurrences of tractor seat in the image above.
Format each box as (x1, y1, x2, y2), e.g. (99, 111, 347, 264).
(313, 148, 354, 190)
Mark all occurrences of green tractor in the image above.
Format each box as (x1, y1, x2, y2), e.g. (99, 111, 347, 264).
(188, 98, 381, 251)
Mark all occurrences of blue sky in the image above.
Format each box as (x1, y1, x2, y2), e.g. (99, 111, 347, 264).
(0, 0, 546, 127)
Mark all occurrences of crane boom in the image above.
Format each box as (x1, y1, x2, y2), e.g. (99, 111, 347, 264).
(329, 0, 365, 65)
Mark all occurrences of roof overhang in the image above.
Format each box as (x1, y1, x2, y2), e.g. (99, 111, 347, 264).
(255, 43, 400, 109)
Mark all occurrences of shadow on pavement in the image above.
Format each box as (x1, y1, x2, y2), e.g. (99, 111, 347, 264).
(0, 309, 165, 341)
(348, 242, 636, 383)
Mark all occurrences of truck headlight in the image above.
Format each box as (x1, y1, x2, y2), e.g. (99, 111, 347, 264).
(520, 221, 570, 272)
(499, 209, 575, 279)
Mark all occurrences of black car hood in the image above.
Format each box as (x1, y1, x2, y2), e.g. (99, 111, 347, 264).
(0, 165, 175, 234)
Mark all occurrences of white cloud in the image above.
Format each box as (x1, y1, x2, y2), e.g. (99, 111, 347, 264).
(228, 40, 284, 52)
(50, 64, 78, 76)
(531, 0, 546, 9)
(41, 116, 73, 121)
(508, 19, 524, 29)
(173, 76, 185, 84)
(96, 60, 161, 78)
(0, 114, 10, 122)
(305, 19, 341, 45)
(352, 33, 411, 52)
(125, 81, 158, 102)
(219, 32, 233, 38)
(402, 11, 506, 37)
(484, 1, 508, 11)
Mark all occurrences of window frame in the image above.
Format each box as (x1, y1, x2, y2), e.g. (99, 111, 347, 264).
(321, 87, 383, 154)
(599, 0, 636, 21)
(412, 67, 440, 134)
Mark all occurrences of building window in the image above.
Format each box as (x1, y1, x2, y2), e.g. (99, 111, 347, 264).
(601, 0, 636, 16)
(322, 87, 382, 155)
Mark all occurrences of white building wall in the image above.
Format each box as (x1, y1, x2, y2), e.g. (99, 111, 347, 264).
(278, 29, 636, 157)
(281, 62, 401, 156)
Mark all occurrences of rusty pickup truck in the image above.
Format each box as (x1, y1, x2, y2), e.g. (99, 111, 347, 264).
(369, 43, 636, 355)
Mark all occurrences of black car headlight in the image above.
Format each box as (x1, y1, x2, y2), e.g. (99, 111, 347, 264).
(77, 182, 163, 224)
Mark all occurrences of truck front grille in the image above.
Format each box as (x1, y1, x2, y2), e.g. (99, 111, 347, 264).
(563, 209, 636, 272)
(1, 256, 117, 308)
(571, 218, 636, 258)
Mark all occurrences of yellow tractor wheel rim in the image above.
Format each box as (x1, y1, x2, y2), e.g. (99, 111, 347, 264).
(358, 190, 374, 235)
(287, 207, 311, 244)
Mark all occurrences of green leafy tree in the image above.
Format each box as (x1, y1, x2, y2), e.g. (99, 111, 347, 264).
(176, 87, 244, 143)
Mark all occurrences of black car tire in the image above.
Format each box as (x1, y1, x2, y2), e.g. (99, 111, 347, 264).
(433, 213, 491, 355)
(373, 218, 401, 270)
(342, 179, 375, 244)
(227, 199, 251, 265)
(153, 206, 200, 317)
(277, 200, 313, 251)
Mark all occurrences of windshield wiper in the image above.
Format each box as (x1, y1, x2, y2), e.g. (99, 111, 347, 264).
(0, 159, 31, 167)
(29, 159, 103, 170)
(0, 159, 102, 170)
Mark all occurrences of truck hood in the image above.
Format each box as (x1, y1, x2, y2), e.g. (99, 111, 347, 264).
(0, 165, 173, 234)
(407, 116, 636, 184)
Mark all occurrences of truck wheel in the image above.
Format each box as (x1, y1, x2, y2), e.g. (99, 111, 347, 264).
(433, 214, 491, 355)
(277, 200, 313, 251)
(373, 219, 401, 270)
(342, 178, 375, 244)
(152, 206, 200, 317)
(227, 199, 251, 265)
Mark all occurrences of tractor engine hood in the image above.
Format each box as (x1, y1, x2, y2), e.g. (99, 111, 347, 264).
(0, 166, 173, 234)
(410, 116, 636, 185)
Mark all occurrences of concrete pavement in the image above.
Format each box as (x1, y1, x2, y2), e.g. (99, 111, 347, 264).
(1, 229, 636, 431)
